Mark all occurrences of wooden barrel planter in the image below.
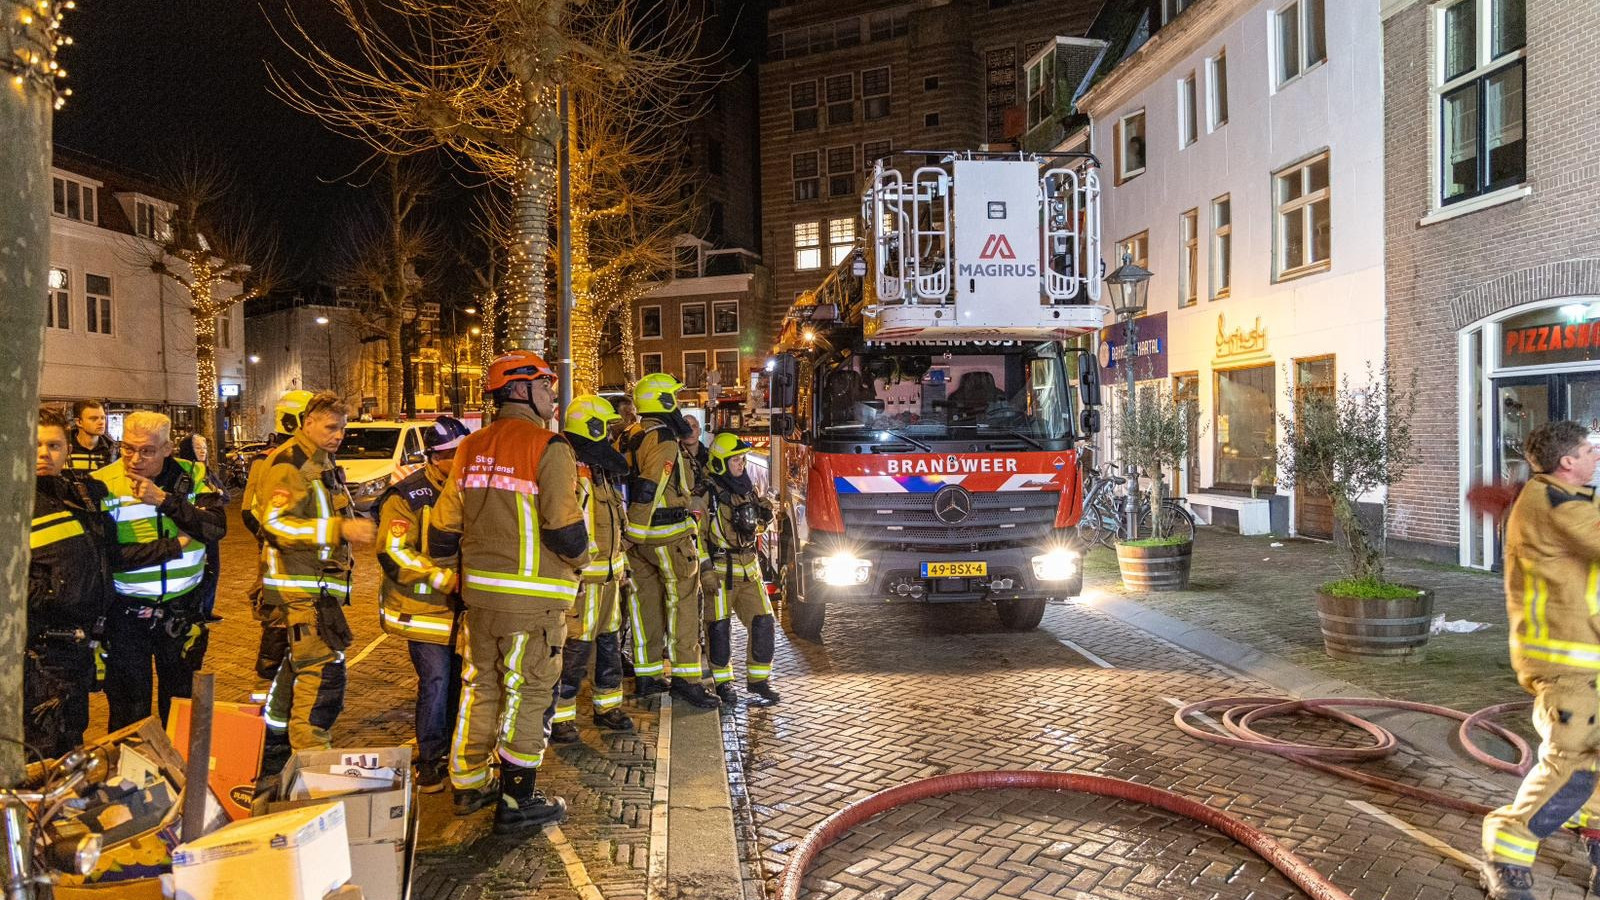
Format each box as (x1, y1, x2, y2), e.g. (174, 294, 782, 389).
(1116, 541, 1193, 592)
(1315, 588, 1433, 664)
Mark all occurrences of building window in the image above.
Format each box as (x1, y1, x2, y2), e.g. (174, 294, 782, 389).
(836, 17, 861, 48)
(1162, 0, 1194, 23)
(84, 274, 112, 335)
(134, 200, 168, 241)
(828, 145, 856, 197)
(1273, 0, 1326, 88)
(829, 217, 856, 266)
(1026, 48, 1055, 132)
(1208, 51, 1229, 130)
(715, 350, 740, 387)
(826, 73, 854, 126)
(924, 76, 939, 91)
(1116, 231, 1148, 269)
(792, 151, 820, 201)
(1178, 210, 1198, 307)
(220, 314, 231, 349)
(863, 140, 892, 168)
(641, 352, 663, 375)
(862, 66, 890, 120)
(924, 112, 941, 128)
(1177, 72, 1198, 148)
(641, 305, 662, 339)
(794, 222, 822, 271)
(1211, 196, 1232, 299)
(791, 80, 818, 131)
(984, 46, 1017, 143)
(51, 177, 96, 224)
(713, 301, 739, 336)
(683, 351, 708, 388)
(46, 266, 69, 331)
(1215, 365, 1276, 489)
(680, 303, 707, 338)
(1274, 152, 1331, 279)
(1115, 110, 1147, 182)
(1437, 0, 1526, 205)
(867, 8, 907, 41)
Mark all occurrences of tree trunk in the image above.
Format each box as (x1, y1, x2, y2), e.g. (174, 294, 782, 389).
(0, 22, 53, 783)
(617, 303, 638, 383)
(386, 322, 404, 418)
(503, 91, 560, 354)
(401, 320, 419, 418)
(1151, 467, 1166, 540)
(1331, 490, 1382, 582)
(195, 309, 219, 444)
(570, 217, 600, 393)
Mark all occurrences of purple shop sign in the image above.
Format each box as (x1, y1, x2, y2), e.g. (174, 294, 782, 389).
(1097, 311, 1168, 381)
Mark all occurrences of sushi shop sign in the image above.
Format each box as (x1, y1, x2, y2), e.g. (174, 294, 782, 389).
(1098, 312, 1168, 381)
(1499, 305, 1600, 369)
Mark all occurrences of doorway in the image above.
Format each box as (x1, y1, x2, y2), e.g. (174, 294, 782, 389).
(1493, 372, 1600, 483)
(1173, 373, 1199, 496)
(1294, 357, 1336, 540)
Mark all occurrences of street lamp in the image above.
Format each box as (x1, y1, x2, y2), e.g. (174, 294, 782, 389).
(314, 314, 337, 395)
(446, 303, 479, 414)
(1104, 256, 1153, 540)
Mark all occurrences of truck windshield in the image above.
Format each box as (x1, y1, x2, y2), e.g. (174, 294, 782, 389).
(338, 427, 401, 460)
(816, 345, 1073, 445)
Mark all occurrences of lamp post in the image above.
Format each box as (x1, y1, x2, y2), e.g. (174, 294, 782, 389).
(1105, 256, 1153, 541)
(446, 304, 479, 414)
(314, 314, 337, 396)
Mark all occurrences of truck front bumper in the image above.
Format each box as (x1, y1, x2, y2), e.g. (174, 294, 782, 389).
(801, 544, 1083, 604)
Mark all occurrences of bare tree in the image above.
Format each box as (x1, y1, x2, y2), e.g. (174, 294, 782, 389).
(142, 152, 280, 449)
(330, 156, 441, 417)
(271, 0, 719, 356)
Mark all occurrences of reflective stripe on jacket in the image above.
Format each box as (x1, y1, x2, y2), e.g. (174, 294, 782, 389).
(697, 490, 764, 582)
(376, 464, 457, 644)
(578, 462, 627, 582)
(622, 422, 695, 544)
(1505, 473, 1600, 678)
(253, 431, 353, 607)
(95, 458, 212, 601)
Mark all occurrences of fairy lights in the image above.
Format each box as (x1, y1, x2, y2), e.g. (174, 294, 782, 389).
(4, 0, 75, 110)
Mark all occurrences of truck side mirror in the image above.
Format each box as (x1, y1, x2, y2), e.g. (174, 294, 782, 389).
(1077, 353, 1102, 408)
(1080, 407, 1101, 436)
(769, 354, 799, 409)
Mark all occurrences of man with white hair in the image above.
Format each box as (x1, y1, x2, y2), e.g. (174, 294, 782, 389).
(94, 410, 227, 730)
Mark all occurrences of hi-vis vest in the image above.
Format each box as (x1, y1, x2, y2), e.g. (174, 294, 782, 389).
(95, 459, 209, 602)
(376, 466, 457, 645)
(622, 422, 696, 545)
(254, 432, 354, 607)
(578, 463, 626, 583)
(435, 416, 585, 613)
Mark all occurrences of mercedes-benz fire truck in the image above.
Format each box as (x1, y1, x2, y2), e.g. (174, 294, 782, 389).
(763, 151, 1108, 640)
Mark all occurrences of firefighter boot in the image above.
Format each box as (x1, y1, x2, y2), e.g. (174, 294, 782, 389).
(1480, 861, 1535, 900)
(549, 722, 581, 744)
(494, 764, 567, 834)
(634, 675, 668, 697)
(670, 678, 721, 709)
(454, 777, 501, 817)
(593, 709, 635, 732)
(715, 682, 738, 707)
(748, 681, 782, 707)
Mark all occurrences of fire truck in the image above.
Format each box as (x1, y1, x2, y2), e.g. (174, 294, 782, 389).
(763, 150, 1108, 641)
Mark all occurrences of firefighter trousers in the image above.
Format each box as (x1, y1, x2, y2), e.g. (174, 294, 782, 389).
(1483, 673, 1600, 865)
(450, 605, 566, 790)
(627, 537, 702, 679)
(262, 600, 346, 751)
(556, 581, 625, 722)
(701, 571, 775, 687)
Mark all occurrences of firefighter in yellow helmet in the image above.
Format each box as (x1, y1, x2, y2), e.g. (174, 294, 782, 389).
(375, 416, 469, 792)
(699, 432, 780, 707)
(550, 396, 636, 743)
(618, 373, 720, 708)
(240, 389, 314, 691)
(428, 351, 589, 832)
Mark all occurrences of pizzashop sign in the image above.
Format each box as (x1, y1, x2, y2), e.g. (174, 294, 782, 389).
(1498, 309, 1600, 368)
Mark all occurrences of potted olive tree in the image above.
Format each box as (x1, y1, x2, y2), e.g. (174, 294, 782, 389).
(1276, 366, 1426, 663)
(1115, 388, 1197, 591)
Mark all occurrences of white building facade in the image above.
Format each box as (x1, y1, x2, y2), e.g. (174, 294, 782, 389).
(1080, 0, 1386, 538)
(43, 154, 246, 440)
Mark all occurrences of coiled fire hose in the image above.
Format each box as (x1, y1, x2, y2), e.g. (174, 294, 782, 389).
(776, 699, 1534, 899)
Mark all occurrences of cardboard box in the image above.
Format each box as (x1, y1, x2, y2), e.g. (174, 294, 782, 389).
(166, 698, 267, 821)
(171, 801, 351, 900)
(349, 838, 405, 900)
(53, 879, 167, 900)
(267, 747, 412, 843)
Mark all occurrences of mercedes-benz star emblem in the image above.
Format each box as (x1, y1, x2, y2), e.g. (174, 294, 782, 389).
(932, 484, 973, 525)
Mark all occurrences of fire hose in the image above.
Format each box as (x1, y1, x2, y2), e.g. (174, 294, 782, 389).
(776, 699, 1535, 900)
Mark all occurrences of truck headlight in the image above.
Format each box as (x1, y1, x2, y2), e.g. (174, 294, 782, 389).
(813, 555, 871, 586)
(1031, 549, 1080, 582)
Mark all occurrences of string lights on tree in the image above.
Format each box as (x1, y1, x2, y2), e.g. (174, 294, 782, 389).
(5, 0, 75, 110)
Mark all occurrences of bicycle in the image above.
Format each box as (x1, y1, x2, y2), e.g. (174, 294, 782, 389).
(1076, 463, 1197, 548)
(2, 744, 112, 899)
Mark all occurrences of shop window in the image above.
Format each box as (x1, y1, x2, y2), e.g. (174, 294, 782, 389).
(1214, 365, 1276, 489)
(1437, 0, 1526, 205)
(1274, 152, 1331, 279)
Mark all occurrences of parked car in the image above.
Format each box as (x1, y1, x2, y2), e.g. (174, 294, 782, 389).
(338, 420, 439, 514)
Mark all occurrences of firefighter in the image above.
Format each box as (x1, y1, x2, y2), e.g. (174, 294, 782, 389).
(241, 390, 314, 685)
(619, 373, 720, 709)
(428, 351, 588, 832)
(551, 395, 636, 743)
(699, 433, 780, 708)
(376, 416, 470, 792)
(1480, 420, 1600, 900)
(255, 391, 374, 755)
(95, 411, 227, 731)
(28, 407, 185, 759)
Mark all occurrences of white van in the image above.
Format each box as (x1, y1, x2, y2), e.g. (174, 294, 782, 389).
(338, 420, 438, 513)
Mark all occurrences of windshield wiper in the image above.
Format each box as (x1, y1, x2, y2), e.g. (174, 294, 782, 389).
(873, 428, 932, 451)
(977, 427, 1044, 450)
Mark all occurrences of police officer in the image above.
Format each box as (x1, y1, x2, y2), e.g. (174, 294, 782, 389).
(95, 411, 227, 731)
(375, 416, 469, 793)
(551, 396, 635, 743)
(28, 407, 184, 759)
(68, 399, 116, 471)
(699, 433, 780, 708)
(242, 391, 314, 685)
(619, 373, 719, 708)
(428, 351, 588, 832)
(1481, 420, 1600, 900)
(255, 391, 374, 754)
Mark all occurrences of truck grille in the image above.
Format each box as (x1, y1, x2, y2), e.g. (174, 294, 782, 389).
(835, 491, 1060, 550)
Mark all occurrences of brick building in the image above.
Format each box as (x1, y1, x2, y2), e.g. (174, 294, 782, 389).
(1382, 0, 1595, 567)
(634, 240, 772, 403)
(759, 0, 1105, 341)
